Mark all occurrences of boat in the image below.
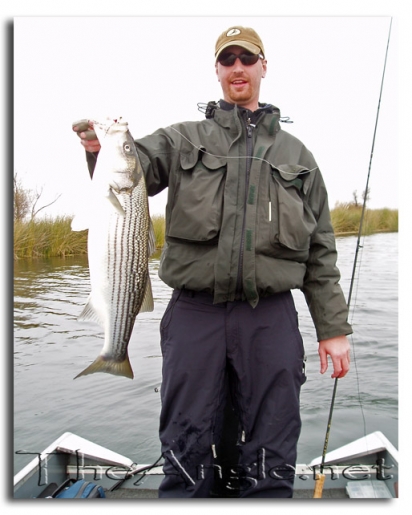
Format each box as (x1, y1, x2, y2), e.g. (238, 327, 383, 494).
(13, 430, 398, 499)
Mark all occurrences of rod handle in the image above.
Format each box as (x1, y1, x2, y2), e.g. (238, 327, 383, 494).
(313, 473, 326, 498)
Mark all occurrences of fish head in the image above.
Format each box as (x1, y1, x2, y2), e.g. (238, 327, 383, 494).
(92, 118, 143, 194)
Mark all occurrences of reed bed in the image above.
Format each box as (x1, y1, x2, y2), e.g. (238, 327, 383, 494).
(151, 214, 166, 250)
(14, 216, 88, 260)
(14, 206, 398, 260)
(330, 203, 398, 236)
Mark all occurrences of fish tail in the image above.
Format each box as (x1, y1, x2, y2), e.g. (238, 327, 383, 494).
(74, 355, 134, 379)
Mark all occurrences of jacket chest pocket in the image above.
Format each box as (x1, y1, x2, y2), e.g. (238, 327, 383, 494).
(167, 150, 227, 242)
(269, 164, 317, 251)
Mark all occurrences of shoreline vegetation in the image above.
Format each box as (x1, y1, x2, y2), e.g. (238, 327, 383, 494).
(13, 205, 398, 260)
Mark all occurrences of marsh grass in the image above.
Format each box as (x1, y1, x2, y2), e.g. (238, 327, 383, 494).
(151, 214, 166, 250)
(14, 206, 398, 259)
(14, 216, 88, 260)
(330, 203, 398, 236)
(14, 214, 166, 260)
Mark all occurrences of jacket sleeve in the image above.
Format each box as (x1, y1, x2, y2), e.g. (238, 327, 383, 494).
(134, 127, 183, 198)
(301, 167, 353, 341)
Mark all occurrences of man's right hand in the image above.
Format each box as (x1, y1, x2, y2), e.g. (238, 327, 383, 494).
(72, 119, 101, 153)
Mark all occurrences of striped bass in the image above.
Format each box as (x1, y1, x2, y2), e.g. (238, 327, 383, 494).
(72, 117, 155, 379)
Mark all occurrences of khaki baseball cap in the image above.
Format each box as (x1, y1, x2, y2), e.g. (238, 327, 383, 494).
(215, 26, 265, 60)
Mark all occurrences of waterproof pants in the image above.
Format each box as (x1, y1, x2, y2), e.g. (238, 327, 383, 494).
(158, 289, 307, 498)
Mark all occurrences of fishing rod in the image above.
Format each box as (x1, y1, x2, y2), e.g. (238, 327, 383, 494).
(313, 17, 393, 499)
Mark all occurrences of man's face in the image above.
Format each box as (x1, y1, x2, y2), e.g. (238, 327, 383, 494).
(215, 45, 267, 111)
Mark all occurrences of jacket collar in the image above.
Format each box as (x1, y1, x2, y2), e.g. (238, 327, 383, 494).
(205, 99, 281, 134)
(219, 99, 277, 116)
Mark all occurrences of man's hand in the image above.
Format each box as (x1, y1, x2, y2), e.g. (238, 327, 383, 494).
(318, 335, 350, 378)
(72, 119, 101, 153)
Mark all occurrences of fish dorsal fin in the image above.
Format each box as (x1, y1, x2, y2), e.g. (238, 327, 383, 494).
(148, 219, 156, 257)
(139, 277, 154, 313)
(71, 212, 89, 231)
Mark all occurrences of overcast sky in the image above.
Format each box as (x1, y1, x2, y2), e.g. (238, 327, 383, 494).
(14, 15, 399, 218)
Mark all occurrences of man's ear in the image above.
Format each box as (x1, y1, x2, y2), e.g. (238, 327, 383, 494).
(262, 59, 267, 78)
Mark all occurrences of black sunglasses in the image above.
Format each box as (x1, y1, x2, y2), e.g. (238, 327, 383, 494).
(217, 52, 263, 67)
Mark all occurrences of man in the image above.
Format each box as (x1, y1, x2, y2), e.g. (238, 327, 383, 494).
(73, 26, 351, 498)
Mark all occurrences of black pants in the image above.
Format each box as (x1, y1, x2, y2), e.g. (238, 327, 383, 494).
(158, 289, 306, 498)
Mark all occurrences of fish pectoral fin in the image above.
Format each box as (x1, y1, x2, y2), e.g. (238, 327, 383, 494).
(77, 296, 104, 326)
(139, 277, 154, 313)
(107, 188, 126, 216)
(71, 213, 89, 231)
(74, 355, 134, 379)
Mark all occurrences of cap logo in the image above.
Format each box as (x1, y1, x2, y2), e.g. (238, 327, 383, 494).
(226, 28, 241, 37)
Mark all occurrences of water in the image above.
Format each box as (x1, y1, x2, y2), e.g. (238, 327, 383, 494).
(13, 233, 398, 474)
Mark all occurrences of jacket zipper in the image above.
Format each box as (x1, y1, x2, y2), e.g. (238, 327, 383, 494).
(235, 117, 255, 298)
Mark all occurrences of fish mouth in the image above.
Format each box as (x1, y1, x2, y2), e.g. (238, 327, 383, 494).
(110, 173, 137, 194)
(111, 184, 134, 194)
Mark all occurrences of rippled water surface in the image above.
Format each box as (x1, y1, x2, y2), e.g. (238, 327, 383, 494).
(14, 233, 398, 474)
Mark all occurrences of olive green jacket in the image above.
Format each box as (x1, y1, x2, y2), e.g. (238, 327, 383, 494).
(89, 102, 352, 340)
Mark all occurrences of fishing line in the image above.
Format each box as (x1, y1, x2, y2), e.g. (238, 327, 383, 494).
(169, 126, 318, 176)
(89, 113, 315, 177)
(315, 18, 393, 495)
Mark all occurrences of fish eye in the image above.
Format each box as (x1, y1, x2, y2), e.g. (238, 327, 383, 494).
(124, 143, 132, 153)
